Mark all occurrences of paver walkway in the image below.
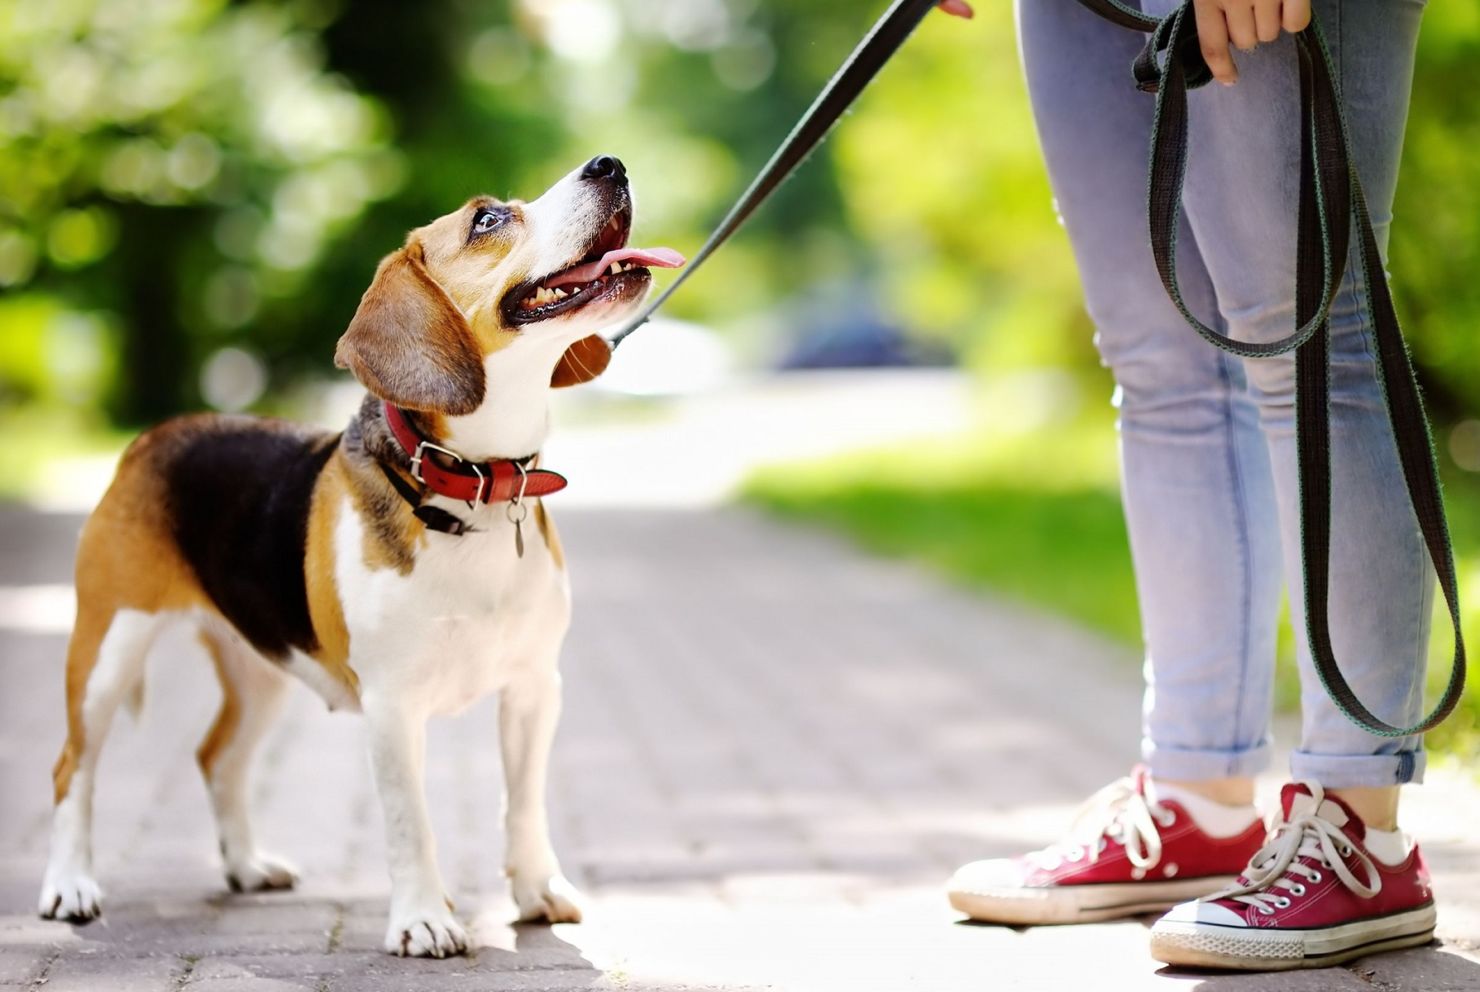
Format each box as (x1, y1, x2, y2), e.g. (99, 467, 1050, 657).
(2, 504, 1478, 991)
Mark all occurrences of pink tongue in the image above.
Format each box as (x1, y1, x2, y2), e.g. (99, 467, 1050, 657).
(543, 247, 685, 288)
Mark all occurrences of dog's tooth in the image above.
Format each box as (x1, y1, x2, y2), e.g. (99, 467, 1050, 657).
(610, 262, 621, 275)
(553, 288, 568, 300)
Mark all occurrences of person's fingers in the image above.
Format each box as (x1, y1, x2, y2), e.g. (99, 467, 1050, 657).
(937, 0, 975, 18)
(1194, 1, 1238, 85)
(1222, 2, 1260, 51)
(1282, 0, 1312, 32)
(1254, 0, 1282, 42)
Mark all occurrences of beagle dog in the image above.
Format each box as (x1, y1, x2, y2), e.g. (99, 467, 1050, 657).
(37, 155, 682, 957)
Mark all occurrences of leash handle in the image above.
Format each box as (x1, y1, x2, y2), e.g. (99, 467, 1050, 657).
(607, 0, 942, 348)
(1079, 0, 1466, 737)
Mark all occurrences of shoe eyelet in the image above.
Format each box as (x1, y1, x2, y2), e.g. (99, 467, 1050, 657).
(1339, 846, 1353, 858)
(1309, 871, 1322, 883)
(1259, 907, 1275, 916)
(1275, 897, 1292, 909)
(1158, 810, 1176, 827)
(1290, 884, 1306, 897)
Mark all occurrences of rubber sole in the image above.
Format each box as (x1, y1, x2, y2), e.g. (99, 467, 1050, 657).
(948, 875, 1239, 926)
(1150, 903, 1437, 971)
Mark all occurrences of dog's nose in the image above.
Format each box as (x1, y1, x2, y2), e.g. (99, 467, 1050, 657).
(580, 154, 627, 184)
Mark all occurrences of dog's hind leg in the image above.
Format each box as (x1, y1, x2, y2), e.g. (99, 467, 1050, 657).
(196, 623, 297, 893)
(40, 606, 164, 922)
(501, 667, 583, 924)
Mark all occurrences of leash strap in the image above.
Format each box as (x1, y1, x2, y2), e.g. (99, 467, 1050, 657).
(1077, 0, 1464, 736)
(606, 0, 943, 348)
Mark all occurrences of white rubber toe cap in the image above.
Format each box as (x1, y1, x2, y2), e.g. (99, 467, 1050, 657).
(947, 859, 1026, 895)
(1157, 897, 1246, 928)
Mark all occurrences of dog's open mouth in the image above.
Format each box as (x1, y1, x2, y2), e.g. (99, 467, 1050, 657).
(504, 207, 684, 325)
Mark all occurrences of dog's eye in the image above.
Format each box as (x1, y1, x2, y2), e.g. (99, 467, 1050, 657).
(471, 208, 506, 237)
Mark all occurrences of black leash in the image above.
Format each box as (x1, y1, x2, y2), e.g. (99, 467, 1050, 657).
(606, 0, 943, 348)
(1076, 0, 1464, 737)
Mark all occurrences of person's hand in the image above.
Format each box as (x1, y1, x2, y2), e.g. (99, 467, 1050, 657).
(1195, 0, 1310, 85)
(937, 0, 974, 19)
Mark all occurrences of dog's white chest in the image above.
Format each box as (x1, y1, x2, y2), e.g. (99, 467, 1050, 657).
(331, 500, 569, 715)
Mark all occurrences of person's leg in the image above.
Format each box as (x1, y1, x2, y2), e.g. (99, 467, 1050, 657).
(1150, 0, 1432, 814)
(946, 0, 1280, 926)
(1017, 0, 1284, 788)
(1141, 0, 1437, 970)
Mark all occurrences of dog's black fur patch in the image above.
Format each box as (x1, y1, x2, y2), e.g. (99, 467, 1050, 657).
(161, 418, 339, 659)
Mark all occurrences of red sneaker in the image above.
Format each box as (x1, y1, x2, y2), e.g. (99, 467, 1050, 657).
(1150, 782, 1437, 971)
(947, 767, 1264, 925)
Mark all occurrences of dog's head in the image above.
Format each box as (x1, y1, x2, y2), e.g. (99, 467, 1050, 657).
(334, 155, 682, 416)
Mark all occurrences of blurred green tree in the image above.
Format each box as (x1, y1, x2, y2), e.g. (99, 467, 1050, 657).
(1389, 2, 1480, 427)
(0, 0, 399, 422)
(1, 0, 1476, 443)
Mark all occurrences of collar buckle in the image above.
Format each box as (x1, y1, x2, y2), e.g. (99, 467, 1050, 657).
(409, 439, 466, 487)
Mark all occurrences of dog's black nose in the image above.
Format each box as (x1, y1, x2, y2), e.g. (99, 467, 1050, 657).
(581, 154, 627, 184)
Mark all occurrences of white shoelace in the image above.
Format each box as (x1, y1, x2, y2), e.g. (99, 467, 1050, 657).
(1205, 783, 1380, 915)
(1029, 776, 1174, 871)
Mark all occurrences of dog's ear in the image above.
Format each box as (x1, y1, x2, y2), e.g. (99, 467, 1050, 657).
(551, 334, 612, 388)
(335, 244, 486, 416)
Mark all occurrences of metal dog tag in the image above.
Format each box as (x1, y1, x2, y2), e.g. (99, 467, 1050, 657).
(508, 498, 529, 559)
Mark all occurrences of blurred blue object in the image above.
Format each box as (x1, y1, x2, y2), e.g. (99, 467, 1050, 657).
(776, 293, 955, 370)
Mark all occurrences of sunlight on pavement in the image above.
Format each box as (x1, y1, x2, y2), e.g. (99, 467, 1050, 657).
(547, 370, 976, 508)
(0, 583, 73, 634)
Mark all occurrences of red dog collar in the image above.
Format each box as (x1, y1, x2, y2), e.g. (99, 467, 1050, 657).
(383, 402, 567, 505)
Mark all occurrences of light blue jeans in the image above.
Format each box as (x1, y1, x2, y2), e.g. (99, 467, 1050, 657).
(1016, 0, 1432, 787)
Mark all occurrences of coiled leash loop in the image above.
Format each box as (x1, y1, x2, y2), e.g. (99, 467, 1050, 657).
(609, 0, 1465, 737)
(1076, 0, 1465, 738)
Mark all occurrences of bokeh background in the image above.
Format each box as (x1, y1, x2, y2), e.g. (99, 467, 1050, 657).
(2, 0, 1477, 757)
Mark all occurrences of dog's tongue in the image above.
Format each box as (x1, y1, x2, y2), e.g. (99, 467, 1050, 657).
(543, 247, 685, 288)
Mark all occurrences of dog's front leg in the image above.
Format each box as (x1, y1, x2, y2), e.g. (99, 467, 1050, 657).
(501, 670, 583, 923)
(363, 693, 467, 957)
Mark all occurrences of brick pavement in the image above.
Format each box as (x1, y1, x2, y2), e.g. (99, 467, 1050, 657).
(2, 504, 1478, 991)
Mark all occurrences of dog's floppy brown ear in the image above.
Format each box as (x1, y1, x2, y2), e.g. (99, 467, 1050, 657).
(335, 244, 486, 415)
(551, 334, 612, 388)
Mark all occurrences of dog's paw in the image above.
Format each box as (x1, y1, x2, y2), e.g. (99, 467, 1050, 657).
(38, 870, 103, 923)
(510, 872, 584, 924)
(384, 905, 468, 958)
(226, 852, 299, 893)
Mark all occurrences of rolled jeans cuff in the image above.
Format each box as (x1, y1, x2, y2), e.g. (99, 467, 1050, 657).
(1142, 738, 1272, 782)
(1289, 748, 1426, 788)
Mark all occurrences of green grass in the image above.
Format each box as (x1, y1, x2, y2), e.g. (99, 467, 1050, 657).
(749, 418, 1141, 644)
(744, 416, 1480, 764)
